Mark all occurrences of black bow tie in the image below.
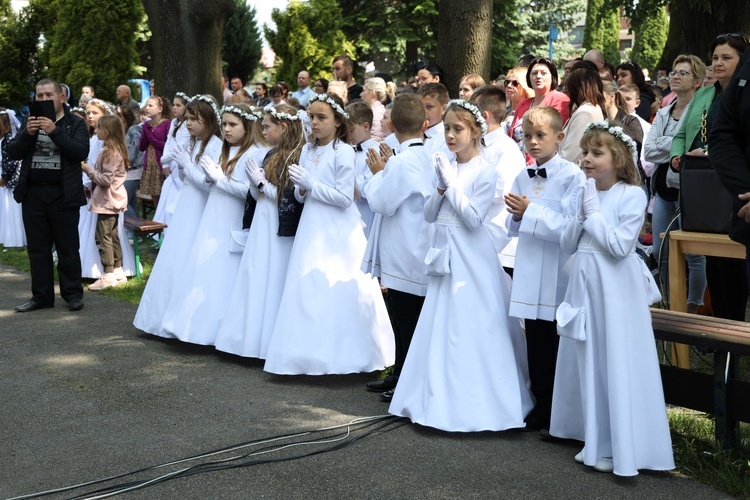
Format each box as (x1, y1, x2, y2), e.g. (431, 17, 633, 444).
(527, 167, 547, 178)
(355, 143, 363, 152)
(481, 138, 487, 147)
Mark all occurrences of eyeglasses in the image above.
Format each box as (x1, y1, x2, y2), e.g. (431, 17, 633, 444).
(669, 70, 693, 78)
(716, 33, 750, 43)
(505, 80, 520, 87)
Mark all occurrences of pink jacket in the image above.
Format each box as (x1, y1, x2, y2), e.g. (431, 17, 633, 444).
(88, 149, 127, 214)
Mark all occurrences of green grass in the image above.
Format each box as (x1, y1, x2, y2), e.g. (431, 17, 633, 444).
(668, 408, 750, 498)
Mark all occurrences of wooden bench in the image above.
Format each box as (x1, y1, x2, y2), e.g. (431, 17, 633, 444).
(651, 308, 750, 449)
(124, 215, 167, 279)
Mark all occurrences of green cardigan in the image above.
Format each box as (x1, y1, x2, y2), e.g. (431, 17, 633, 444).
(670, 84, 718, 160)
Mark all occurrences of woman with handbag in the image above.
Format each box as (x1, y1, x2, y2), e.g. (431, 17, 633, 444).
(670, 34, 750, 320)
(645, 55, 706, 314)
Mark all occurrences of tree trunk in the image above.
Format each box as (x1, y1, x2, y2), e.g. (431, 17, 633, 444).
(660, 0, 750, 68)
(141, 0, 235, 100)
(436, 0, 492, 97)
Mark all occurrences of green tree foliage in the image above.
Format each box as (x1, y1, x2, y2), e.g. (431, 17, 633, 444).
(0, 0, 53, 107)
(582, 0, 620, 65)
(491, 0, 585, 78)
(222, 0, 263, 83)
(265, 0, 356, 84)
(338, 0, 438, 73)
(47, 0, 143, 103)
(630, 4, 667, 73)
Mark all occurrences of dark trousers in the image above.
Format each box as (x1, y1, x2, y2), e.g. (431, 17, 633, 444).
(525, 318, 559, 423)
(95, 213, 122, 273)
(385, 289, 425, 376)
(706, 256, 748, 321)
(21, 185, 83, 304)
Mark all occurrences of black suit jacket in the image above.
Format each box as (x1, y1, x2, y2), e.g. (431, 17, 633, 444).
(710, 47, 750, 246)
(7, 109, 89, 208)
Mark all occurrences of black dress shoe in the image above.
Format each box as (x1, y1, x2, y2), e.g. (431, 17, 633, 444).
(380, 389, 394, 402)
(15, 300, 54, 313)
(366, 374, 399, 393)
(67, 298, 84, 311)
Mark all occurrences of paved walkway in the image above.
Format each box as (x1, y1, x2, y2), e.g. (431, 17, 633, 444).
(0, 264, 728, 499)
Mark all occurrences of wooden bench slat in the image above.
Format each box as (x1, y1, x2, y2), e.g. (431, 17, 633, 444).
(651, 308, 750, 328)
(124, 215, 167, 233)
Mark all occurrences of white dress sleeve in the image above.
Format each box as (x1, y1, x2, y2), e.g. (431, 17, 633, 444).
(582, 186, 647, 259)
(308, 145, 355, 208)
(443, 166, 496, 230)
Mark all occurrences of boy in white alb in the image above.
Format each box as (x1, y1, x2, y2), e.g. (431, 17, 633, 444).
(471, 85, 527, 273)
(360, 93, 434, 402)
(347, 100, 377, 237)
(418, 83, 452, 158)
(504, 106, 585, 430)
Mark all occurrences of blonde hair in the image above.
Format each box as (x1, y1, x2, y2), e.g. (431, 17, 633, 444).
(672, 54, 706, 83)
(364, 77, 395, 104)
(580, 125, 640, 186)
(460, 73, 486, 91)
(522, 106, 563, 133)
(444, 106, 481, 147)
(327, 81, 348, 104)
(506, 67, 534, 99)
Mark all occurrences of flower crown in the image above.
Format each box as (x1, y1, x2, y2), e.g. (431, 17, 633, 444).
(311, 93, 349, 119)
(220, 105, 262, 122)
(70, 106, 86, 115)
(584, 121, 638, 158)
(174, 92, 192, 103)
(88, 98, 116, 115)
(447, 99, 488, 136)
(268, 107, 300, 122)
(191, 94, 221, 122)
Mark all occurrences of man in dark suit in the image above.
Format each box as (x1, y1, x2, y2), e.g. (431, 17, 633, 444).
(7, 78, 89, 312)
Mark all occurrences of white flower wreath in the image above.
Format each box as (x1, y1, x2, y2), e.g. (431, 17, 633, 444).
(174, 92, 192, 103)
(268, 107, 301, 122)
(191, 94, 221, 122)
(447, 99, 488, 136)
(70, 106, 86, 115)
(87, 98, 116, 115)
(584, 121, 639, 158)
(220, 105, 261, 122)
(310, 93, 350, 119)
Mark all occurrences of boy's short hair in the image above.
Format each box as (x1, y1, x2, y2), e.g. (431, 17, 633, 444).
(470, 85, 507, 124)
(417, 82, 449, 105)
(345, 100, 373, 126)
(391, 94, 426, 135)
(522, 106, 563, 134)
(619, 83, 640, 98)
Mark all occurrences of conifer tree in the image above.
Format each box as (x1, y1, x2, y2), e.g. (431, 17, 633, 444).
(47, 0, 143, 103)
(582, 0, 620, 65)
(223, 0, 263, 84)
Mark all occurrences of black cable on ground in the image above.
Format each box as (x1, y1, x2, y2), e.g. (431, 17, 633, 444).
(10, 415, 407, 500)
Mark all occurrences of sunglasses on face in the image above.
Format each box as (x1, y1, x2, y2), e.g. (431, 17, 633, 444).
(505, 80, 520, 87)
